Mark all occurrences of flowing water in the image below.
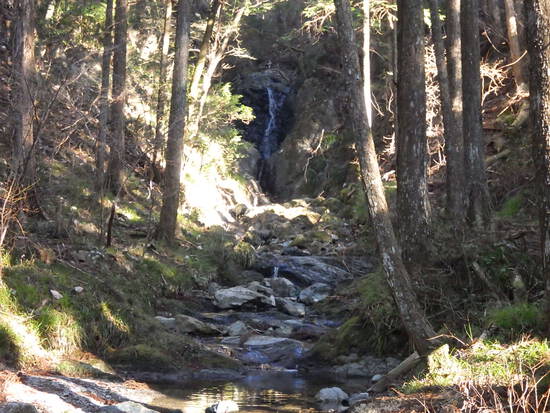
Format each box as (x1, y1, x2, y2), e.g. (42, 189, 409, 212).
(151, 371, 369, 413)
(259, 87, 287, 159)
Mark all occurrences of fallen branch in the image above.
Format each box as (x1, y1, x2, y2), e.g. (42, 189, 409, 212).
(368, 351, 421, 393)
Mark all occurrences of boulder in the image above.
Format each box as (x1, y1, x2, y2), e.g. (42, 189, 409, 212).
(214, 286, 275, 309)
(154, 316, 177, 330)
(241, 335, 304, 368)
(205, 400, 239, 413)
(276, 298, 306, 317)
(175, 315, 221, 335)
(299, 283, 332, 304)
(315, 387, 349, 403)
(0, 403, 39, 413)
(266, 277, 299, 298)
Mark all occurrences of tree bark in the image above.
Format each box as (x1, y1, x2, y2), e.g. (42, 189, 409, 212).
(106, 0, 128, 195)
(431, 0, 465, 228)
(188, 0, 222, 101)
(462, 0, 490, 226)
(526, 0, 550, 335)
(157, 0, 191, 243)
(333, 0, 437, 356)
(97, 0, 113, 191)
(503, 0, 528, 93)
(396, 0, 431, 270)
(151, 0, 172, 177)
(362, 0, 372, 127)
(13, 0, 36, 183)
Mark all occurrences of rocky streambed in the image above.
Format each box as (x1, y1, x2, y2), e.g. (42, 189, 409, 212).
(0, 201, 402, 412)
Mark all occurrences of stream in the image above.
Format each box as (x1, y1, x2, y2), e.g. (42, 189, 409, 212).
(152, 371, 369, 413)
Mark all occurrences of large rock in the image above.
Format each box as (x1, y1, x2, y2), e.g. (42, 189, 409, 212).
(299, 282, 332, 304)
(265, 277, 299, 298)
(175, 314, 221, 335)
(276, 298, 306, 317)
(0, 403, 39, 413)
(315, 387, 349, 403)
(214, 286, 275, 309)
(258, 255, 351, 286)
(241, 335, 305, 368)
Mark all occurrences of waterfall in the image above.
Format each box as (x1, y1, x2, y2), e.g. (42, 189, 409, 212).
(260, 87, 286, 159)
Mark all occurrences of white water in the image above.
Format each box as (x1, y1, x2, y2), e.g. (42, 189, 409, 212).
(259, 87, 286, 159)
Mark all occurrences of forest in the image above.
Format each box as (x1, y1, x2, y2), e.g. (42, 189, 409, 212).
(0, 0, 549, 411)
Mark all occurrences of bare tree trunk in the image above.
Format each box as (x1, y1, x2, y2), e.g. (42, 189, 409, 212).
(396, 0, 431, 271)
(503, 0, 528, 93)
(188, 0, 221, 101)
(462, 0, 490, 226)
(151, 0, 172, 176)
(362, 0, 372, 127)
(97, 0, 113, 191)
(13, 0, 36, 183)
(430, 0, 465, 228)
(106, 0, 127, 195)
(333, 0, 437, 356)
(157, 0, 190, 243)
(526, 0, 550, 335)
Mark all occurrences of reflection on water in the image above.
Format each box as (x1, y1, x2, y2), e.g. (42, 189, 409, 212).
(151, 371, 366, 413)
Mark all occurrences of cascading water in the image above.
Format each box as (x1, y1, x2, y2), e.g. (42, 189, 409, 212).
(257, 86, 288, 192)
(260, 87, 287, 159)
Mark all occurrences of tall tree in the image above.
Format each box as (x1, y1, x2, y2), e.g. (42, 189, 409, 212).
(333, 0, 437, 356)
(445, 0, 465, 225)
(157, 0, 191, 243)
(97, 0, 113, 190)
(362, 0, 371, 127)
(503, 0, 528, 93)
(106, 0, 128, 195)
(526, 0, 550, 333)
(396, 0, 431, 270)
(13, 0, 36, 182)
(430, 0, 465, 228)
(462, 0, 490, 226)
(151, 0, 173, 176)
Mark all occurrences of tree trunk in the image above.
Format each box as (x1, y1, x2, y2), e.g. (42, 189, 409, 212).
(462, 0, 490, 226)
(157, 0, 191, 243)
(430, 0, 465, 228)
(97, 0, 113, 191)
(188, 0, 221, 101)
(396, 0, 431, 271)
(362, 0, 372, 127)
(151, 0, 172, 177)
(526, 0, 550, 335)
(503, 0, 528, 93)
(333, 0, 437, 356)
(13, 0, 36, 183)
(106, 0, 127, 195)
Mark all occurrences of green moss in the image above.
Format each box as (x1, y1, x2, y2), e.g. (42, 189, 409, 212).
(56, 359, 118, 379)
(0, 323, 21, 365)
(489, 303, 543, 334)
